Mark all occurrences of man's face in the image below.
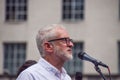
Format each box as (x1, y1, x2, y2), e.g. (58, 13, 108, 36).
(50, 28, 74, 61)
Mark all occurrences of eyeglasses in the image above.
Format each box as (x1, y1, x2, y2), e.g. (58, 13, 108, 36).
(48, 37, 73, 45)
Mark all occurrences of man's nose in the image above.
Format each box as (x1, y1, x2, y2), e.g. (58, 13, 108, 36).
(68, 41, 74, 47)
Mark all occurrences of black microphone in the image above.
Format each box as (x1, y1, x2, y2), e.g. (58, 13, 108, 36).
(78, 51, 108, 68)
(75, 72, 82, 80)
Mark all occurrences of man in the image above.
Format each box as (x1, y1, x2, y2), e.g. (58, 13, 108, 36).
(16, 24, 74, 80)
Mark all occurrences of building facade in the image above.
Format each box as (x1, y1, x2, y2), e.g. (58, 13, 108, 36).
(0, 0, 120, 79)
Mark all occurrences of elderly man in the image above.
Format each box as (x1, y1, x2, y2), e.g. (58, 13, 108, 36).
(16, 24, 74, 80)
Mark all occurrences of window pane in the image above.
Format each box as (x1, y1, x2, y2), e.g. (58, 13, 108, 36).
(5, 0, 28, 21)
(3, 43, 26, 75)
(118, 42, 120, 73)
(62, 0, 84, 21)
(119, 0, 120, 19)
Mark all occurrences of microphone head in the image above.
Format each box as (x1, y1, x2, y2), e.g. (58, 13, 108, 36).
(75, 72, 82, 80)
(78, 51, 97, 62)
(78, 51, 86, 60)
(78, 51, 109, 68)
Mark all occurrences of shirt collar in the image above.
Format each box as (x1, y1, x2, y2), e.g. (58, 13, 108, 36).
(38, 58, 67, 78)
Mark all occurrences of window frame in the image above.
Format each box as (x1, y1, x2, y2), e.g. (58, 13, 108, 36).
(118, 41, 120, 73)
(5, 0, 28, 22)
(3, 42, 27, 75)
(62, 0, 84, 21)
(64, 41, 84, 76)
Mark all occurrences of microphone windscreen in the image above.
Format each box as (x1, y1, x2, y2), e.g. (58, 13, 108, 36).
(78, 51, 85, 60)
(75, 72, 82, 80)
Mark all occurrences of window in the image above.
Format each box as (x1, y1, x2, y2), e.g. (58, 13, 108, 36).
(5, 0, 28, 22)
(62, 0, 84, 21)
(118, 42, 120, 73)
(119, 0, 120, 19)
(64, 42, 84, 75)
(3, 43, 26, 75)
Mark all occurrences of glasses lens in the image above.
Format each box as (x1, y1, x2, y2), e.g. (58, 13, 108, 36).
(66, 38, 73, 44)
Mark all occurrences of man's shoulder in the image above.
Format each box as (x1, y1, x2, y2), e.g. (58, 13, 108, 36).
(25, 62, 44, 72)
(17, 63, 45, 77)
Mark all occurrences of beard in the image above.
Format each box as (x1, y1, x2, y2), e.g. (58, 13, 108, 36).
(54, 46, 73, 61)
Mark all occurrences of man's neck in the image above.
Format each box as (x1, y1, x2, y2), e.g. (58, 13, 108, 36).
(44, 56, 64, 72)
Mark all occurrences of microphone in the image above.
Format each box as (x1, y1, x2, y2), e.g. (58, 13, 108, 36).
(78, 51, 108, 68)
(75, 72, 82, 80)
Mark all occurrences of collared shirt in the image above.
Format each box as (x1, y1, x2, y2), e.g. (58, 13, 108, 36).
(16, 58, 71, 80)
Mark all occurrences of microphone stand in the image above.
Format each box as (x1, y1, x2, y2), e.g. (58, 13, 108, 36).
(94, 65, 106, 80)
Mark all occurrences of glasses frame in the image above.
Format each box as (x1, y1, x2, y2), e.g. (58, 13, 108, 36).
(48, 37, 73, 45)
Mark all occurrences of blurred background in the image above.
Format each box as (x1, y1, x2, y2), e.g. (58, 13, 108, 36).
(0, 0, 120, 80)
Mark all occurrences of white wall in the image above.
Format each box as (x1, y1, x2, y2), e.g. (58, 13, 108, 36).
(84, 0, 120, 74)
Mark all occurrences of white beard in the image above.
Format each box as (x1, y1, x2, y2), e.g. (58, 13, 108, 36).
(54, 46, 73, 61)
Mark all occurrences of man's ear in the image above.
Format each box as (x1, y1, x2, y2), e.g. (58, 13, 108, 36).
(44, 42, 53, 52)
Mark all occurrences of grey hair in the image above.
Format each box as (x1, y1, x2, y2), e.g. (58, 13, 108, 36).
(36, 24, 66, 57)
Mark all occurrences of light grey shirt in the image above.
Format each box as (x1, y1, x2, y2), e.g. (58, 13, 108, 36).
(16, 58, 71, 80)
